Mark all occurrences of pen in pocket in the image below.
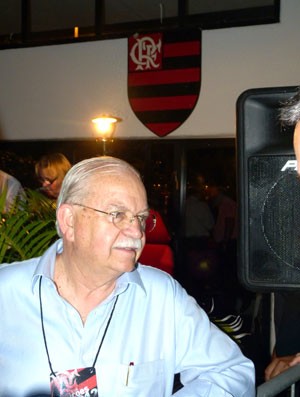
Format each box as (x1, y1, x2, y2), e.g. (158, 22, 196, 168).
(126, 362, 134, 386)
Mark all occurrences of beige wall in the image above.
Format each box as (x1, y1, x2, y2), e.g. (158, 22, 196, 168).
(0, 0, 299, 141)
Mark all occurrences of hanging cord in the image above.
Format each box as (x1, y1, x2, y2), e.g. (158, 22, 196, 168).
(159, 2, 164, 24)
(92, 294, 119, 367)
(39, 275, 119, 375)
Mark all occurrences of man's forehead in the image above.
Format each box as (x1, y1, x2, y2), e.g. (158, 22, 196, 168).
(91, 170, 141, 185)
(88, 172, 146, 198)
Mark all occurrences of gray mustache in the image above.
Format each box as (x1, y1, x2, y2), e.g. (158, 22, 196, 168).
(113, 239, 142, 250)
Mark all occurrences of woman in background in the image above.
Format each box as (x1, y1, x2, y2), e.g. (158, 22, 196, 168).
(35, 152, 71, 200)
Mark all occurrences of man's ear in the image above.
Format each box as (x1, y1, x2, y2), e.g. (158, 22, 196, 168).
(57, 204, 75, 241)
(294, 122, 300, 175)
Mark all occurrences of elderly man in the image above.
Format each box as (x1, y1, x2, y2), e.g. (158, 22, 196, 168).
(0, 156, 255, 396)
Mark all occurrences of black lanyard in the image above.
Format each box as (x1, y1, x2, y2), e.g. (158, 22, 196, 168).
(39, 276, 118, 376)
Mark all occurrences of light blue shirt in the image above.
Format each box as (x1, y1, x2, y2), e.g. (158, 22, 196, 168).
(0, 239, 255, 397)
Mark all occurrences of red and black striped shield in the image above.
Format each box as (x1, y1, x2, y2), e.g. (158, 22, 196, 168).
(128, 29, 201, 137)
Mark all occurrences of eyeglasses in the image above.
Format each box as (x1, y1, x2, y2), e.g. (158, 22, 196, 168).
(73, 203, 156, 233)
(38, 176, 58, 185)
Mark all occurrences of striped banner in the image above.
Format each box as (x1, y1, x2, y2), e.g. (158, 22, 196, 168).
(128, 29, 201, 137)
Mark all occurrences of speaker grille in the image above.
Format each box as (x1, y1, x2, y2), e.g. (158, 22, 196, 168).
(248, 155, 300, 287)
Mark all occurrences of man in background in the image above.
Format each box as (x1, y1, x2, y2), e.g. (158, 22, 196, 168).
(0, 169, 24, 212)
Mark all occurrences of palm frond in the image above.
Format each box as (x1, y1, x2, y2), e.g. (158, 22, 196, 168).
(0, 186, 8, 213)
(0, 189, 58, 263)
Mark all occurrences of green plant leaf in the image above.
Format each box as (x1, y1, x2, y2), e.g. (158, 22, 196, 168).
(0, 186, 8, 213)
(0, 189, 58, 263)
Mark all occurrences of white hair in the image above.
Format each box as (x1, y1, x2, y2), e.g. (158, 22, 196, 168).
(280, 88, 300, 125)
(55, 156, 143, 236)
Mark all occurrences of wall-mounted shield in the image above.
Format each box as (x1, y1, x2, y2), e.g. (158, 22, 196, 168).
(128, 29, 201, 137)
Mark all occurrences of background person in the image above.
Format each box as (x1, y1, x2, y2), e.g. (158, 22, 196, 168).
(185, 183, 215, 250)
(0, 156, 255, 397)
(35, 152, 71, 199)
(206, 180, 240, 309)
(184, 179, 219, 310)
(206, 180, 237, 247)
(0, 169, 24, 212)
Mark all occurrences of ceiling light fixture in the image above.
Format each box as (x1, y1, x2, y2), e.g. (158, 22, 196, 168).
(92, 115, 122, 155)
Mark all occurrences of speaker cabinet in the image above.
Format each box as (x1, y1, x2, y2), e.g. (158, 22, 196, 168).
(237, 86, 300, 291)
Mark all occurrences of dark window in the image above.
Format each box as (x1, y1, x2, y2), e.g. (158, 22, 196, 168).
(0, 0, 280, 49)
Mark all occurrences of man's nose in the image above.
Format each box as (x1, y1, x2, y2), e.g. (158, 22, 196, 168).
(123, 217, 144, 238)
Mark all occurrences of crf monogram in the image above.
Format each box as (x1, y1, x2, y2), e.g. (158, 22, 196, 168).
(130, 36, 162, 70)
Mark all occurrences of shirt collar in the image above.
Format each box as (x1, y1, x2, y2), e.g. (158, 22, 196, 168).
(115, 263, 146, 295)
(31, 239, 146, 295)
(31, 239, 63, 293)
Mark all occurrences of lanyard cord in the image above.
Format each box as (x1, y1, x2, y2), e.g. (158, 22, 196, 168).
(39, 276, 56, 376)
(92, 293, 118, 367)
(38, 275, 119, 376)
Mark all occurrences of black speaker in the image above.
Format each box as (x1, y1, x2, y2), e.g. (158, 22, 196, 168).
(237, 85, 300, 292)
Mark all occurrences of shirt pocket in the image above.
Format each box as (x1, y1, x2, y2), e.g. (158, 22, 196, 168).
(119, 359, 165, 397)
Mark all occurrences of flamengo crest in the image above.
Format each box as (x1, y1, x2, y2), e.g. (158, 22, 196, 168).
(128, 29, 201, 137)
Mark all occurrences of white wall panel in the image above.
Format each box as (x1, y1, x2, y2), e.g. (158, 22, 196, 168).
(0, 0, 299, 141)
